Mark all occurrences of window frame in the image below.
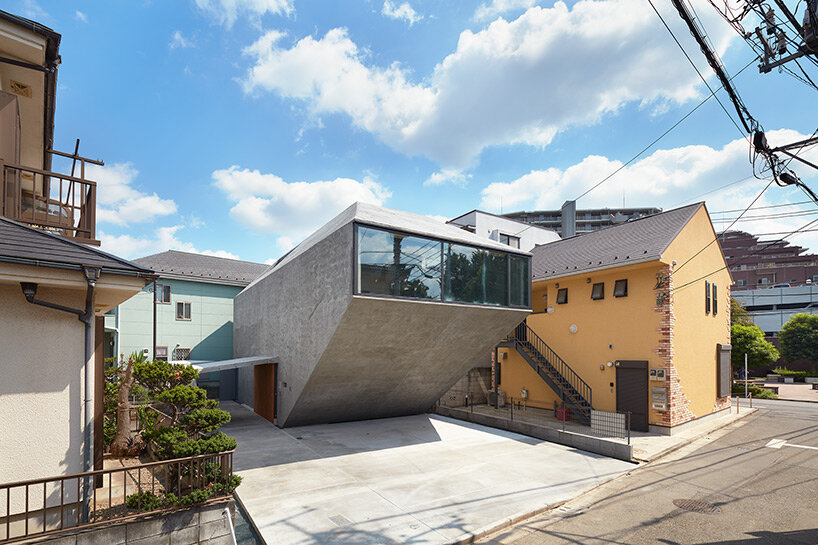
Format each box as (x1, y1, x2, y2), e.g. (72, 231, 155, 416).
(613, 279, 628, 298)
(155, 345, 169, 362)
(591, 282, 605, 300)
(175, 301, 192, 321)
(499, 233, 521, 249)
(556, 287, 568, 304)
(352, 222, 531, 309)
(155, 283, 171, 304)
(712, 283, 718, 315)
(705, 281, 711, 314)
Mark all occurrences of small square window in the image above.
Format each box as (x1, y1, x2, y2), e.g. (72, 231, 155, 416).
(705, 281, 711, 314)
(591, 282, 604, 300)
(155, 284, 171, 304)
(613, 279, 628, 297)
(713, 284, 718, 315)
(176, 301, 192, 321)
(556, 288, 568, 304)
(155, 345, 168, 362)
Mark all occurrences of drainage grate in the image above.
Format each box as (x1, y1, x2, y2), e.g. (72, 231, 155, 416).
(673, 499, 721, 514)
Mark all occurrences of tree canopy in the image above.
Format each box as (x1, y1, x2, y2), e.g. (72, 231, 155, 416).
(731, 324, 780, 368)
(731, 297, 752, 326)
(779, 313, 818, 363)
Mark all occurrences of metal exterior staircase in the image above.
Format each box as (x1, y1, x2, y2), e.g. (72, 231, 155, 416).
(499, 321, 593, 425)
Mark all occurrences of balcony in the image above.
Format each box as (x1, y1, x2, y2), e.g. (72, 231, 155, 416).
(0, 150, 101, 245)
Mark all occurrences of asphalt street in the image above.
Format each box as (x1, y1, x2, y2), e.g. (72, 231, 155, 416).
(479, 399, 818, 545)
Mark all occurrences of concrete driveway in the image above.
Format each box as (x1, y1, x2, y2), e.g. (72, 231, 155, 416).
(221, 402, 633, 545)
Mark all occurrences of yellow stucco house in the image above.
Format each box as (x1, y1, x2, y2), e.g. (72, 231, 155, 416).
(496, 202, 732, 434)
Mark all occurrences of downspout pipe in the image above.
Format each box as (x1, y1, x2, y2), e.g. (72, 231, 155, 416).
(20, 266, 100, 522)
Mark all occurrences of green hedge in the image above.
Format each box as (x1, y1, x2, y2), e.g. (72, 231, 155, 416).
(772, 367, 818, 381)
(732, 382, 777, 399)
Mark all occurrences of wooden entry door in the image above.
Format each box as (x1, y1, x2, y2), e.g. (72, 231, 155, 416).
(254, 363, 277, 424)
(616, 361, 649, 432)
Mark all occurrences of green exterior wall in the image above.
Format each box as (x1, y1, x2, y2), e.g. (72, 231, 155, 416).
(104, 278, 243, 398)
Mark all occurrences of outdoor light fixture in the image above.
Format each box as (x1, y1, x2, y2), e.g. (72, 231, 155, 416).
(569, 324, 578, 334)
(607, 361, 613, 367)
(20, 282, 37, 299)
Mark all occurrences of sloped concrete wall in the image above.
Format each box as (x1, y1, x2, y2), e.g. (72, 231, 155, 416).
(234, 224, 353, 420)
(234, 217, 530, 427)
(283, 297, 528, 426)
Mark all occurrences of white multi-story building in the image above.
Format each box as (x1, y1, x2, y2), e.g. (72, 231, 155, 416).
(448, 210, 560, 251)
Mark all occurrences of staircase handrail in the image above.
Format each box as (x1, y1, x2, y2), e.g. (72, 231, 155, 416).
(510, 321, 592, 408)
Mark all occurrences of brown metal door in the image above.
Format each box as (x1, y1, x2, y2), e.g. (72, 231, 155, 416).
(616, 361, 649, 432)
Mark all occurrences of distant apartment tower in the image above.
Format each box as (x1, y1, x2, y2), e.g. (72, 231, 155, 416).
(720, 230, 818, 289)
(503, 206, 662, 237)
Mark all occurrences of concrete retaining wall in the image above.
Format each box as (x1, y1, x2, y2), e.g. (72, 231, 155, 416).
(22, 499, 235, 545)
(437, 406, 634, 462)
(439, 368, 492, 407)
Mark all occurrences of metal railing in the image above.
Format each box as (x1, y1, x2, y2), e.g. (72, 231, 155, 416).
(0, 450, 234, 544)
(0, 149, 101, 245)
(506, 321, 593, 412)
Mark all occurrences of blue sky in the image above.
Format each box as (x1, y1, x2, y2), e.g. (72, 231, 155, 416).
(10, 0, 818, 263)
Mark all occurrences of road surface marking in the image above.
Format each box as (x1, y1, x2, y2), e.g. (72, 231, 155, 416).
(766, 438, 818, 450)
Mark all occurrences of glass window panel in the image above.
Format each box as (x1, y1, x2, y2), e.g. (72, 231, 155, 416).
(444, 244, 508, 305)
(357, 225, 441, 300)
(557, 288, 568, 304)
(614, 279, 628, 297)
(591, 282, 604, 300)
(509, 255, 529, 307)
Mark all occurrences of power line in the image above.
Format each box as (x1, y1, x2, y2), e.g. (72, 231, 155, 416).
(574, 56, 757, 202)
(672, 215, 818, 293)
(647, 0, 753, 139)
(711, 200, 813, 214)
(672, 178, 775, 277)
(711, 208, 818, 222)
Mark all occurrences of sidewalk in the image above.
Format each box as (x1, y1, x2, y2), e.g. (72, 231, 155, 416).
(756, 381, 818, 402)
(437, 402, 757, 462)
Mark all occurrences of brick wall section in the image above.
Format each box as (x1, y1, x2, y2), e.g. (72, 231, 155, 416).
(28, 499, 235, 545)
(653, 266, 694, 427)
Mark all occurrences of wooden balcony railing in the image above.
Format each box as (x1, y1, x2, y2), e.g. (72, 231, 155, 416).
(0, 149, 102, 245)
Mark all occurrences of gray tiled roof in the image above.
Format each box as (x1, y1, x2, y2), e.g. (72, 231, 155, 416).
(134, 250, 269, 285)
(0, 217, 154, 276)
(531, 203, 704, 281)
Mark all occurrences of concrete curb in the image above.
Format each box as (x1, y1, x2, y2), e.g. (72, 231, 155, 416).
(442, 407, 759, 544)
(755, 396, 818, 404)
(436, 407, 635, 462)
(634, 407, 758, 463)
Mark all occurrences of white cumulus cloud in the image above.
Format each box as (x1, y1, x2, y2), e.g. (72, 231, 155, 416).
(99, 225, 240, 261)
(87, 162, 177, 226)
(473, 0, 536, 22)
(195, 0, 293, 28)
(479, 129, 818, 250)
(212, 166, 391, 251)
(382, 1, 422, 26)
(241, 0, 735, 169)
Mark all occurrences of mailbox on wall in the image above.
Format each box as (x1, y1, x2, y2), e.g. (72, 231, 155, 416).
(651, 387, 668, 411)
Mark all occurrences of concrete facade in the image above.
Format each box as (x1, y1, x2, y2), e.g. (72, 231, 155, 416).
(235, 203, 531, 427)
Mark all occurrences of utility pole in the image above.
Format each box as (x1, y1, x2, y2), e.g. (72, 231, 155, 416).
(745, 353, 749, 398)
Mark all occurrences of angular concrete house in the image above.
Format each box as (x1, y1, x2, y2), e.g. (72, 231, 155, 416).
(234, 203, 532, 427)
